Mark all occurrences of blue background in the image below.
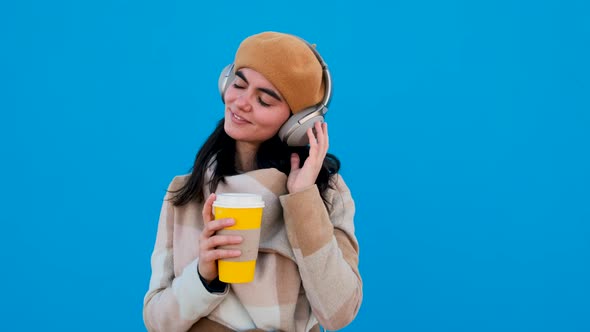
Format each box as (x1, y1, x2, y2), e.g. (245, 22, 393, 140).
(1, 0, 589, 331)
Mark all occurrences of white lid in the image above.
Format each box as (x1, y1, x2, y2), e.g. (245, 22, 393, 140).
(213, 193, 265, 208)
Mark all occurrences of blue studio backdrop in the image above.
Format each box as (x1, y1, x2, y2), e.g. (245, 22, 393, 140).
(1, 0, 589, 331)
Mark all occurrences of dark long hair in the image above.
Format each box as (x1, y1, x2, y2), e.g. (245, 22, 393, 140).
(170, 118, 340, 208)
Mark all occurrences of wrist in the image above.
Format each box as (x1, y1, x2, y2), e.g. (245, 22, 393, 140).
(288, 183, 316, 194)
(197, 267, 227, 293)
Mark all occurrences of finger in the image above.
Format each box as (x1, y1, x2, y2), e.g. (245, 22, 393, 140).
(307, 127, 318, 160)
(205, 217, 235, 234)
(315, 121, 326, 150)
(208, 234, 243, 248)
(202, 193, 216, 223)
(320, 122, 329, 152)
(202, 248, 242, 262)
(200, 218, 236, 252)
(307, 126, 317, 147)
(290, 152, 300, 171)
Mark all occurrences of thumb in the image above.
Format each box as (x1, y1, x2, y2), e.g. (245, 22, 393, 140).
(202, 193, 216, 222)
(290, 152, 300, 171)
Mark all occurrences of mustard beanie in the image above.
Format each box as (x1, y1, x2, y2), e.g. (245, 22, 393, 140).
(233, 31, 325, 114)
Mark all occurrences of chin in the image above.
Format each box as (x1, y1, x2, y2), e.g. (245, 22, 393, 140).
(223, 120, 241, 140)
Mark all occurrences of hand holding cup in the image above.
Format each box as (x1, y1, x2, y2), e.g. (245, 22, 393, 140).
(198, 193, 243, 283)
(212, 193, 265, 283)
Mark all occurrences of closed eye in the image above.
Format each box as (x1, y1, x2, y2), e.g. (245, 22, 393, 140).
(258, 97, 270, 107)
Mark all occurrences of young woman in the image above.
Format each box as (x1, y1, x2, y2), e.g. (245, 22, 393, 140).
(143, 31, 362, 332)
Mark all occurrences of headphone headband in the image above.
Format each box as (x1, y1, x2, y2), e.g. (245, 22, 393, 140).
(295, 37, 332, 111)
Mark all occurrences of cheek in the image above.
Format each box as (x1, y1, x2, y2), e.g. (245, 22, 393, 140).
(223, 88, 236, 103)
(260, 109, 291, 131)
(279, 107, 292, 123)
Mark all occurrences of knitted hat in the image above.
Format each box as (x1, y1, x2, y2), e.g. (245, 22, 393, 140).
(233, 31, 325, 114)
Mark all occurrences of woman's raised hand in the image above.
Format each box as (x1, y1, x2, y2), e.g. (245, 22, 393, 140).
(287, 121, 329, 194)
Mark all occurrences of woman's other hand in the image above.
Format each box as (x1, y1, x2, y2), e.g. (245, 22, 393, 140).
(287, 121, 329, 194)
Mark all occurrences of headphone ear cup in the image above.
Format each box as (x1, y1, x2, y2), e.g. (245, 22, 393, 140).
(278, 106, 326, 146)
(218, 64, 235, 103)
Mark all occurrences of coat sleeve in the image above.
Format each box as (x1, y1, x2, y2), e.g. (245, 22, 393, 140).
(143, 178, 229, 332)
(279, 174, 363, 331)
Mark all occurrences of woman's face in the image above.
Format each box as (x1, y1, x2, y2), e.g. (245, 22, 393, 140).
(223, 68, 291, 145)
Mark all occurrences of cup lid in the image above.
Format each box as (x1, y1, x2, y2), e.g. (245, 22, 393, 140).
(213, 193, 265, 208)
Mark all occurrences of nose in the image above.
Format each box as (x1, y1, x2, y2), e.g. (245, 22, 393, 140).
(234, 92, 252, 112)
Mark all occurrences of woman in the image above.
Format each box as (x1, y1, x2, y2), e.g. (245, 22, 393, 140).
(143, 31, 362, 332)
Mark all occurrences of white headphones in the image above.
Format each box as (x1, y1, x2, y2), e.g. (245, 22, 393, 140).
(218, 38, 332, 146)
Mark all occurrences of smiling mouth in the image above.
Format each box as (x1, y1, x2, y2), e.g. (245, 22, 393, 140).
(231, 111, 251, 123)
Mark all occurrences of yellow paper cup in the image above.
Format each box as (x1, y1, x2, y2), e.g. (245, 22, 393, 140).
(213, 193, 264, 283)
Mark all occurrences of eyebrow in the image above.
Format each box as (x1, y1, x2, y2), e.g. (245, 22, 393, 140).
(235, 70, 282, 102)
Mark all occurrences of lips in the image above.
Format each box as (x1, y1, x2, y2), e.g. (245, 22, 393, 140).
(230, 110, 251, 124)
